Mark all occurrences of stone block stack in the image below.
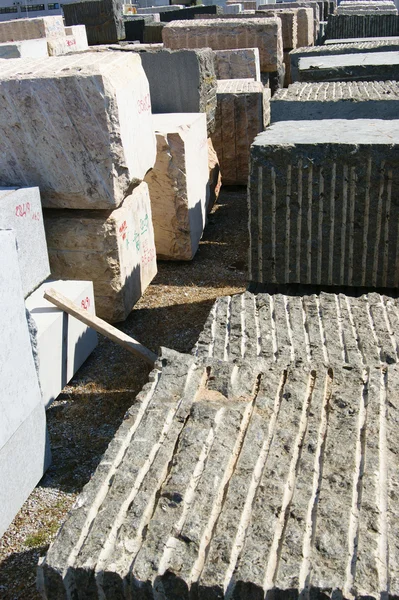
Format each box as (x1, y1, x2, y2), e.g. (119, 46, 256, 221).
(0, 16, 68, 56)
(260, 1, 319, 41)
(0, 52, 158, 322)
(256, 7, 299, 83)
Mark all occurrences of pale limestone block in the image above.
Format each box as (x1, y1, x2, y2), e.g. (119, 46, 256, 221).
(207, 137, 222, 212)
(211, 79, 270, 185)
(0, 38, 48, 59)
(0, 53, 156, 210)
(44, 182, 157, 323)
(0, 16, 65, 43)
(0, 187, 50, 297)
(256, 8, 298, 48)
(65, 25, 89, 52)
(25, 280, 98, 408)
(214, 47, 261, 80)
(296, 6, 315, 45)
(144, 113, 209, 260)
(162, 18, 283, 72)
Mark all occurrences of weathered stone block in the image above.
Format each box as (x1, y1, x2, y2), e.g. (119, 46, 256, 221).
(248, 119, 399, 287)
(298, 50, 399, 81)
(256, 7, 298, 48)
(0, 53, 156, 209)
(260, 1, 318, 40)
(0, 16, 65, 43)
(290, 38, 399, 81)
(271, 80, 399, 121)
(64, 25, 89, 52)
(144, 113, 209, 260)
(25, 280, 98, 408)
(0, 230, 50, 538)
(0, 38, 48, 59)
(63, 0, 125, 44)
(325, 13, 399, 39)
(44, 182, 157, 323)
(214, 47, 261, 80)
(296, 6, 315, 44)
(0, 187, 50, 298)
(162, 17, 283, 72)
(337, 1, 398, 15)
(212, 79, 270, 185)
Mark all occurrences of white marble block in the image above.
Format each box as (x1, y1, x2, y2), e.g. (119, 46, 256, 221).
(64, 25, 89, 52)
(0, 53, 156, 210)
(0, 187, 50, 298)
(0, 38, 48, 59)
(44, 182, 157, 323)
(145, 113, 209, 260)
(25, 280, 98, 408)
(0, 230, 50, 538)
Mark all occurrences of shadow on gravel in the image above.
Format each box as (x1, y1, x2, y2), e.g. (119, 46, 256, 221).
(0, 546, 45, 600)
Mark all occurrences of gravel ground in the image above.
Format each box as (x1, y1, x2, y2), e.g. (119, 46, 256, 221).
(0, 186, 248, 600)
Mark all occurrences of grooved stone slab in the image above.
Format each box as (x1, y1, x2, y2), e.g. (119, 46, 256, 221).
(325, 13, 399, 40)
(44, 182, 157, 323)
(0, 38, 48, 59)
(0, 53, 156, 209)
(0, 230, 50, 538)
(290, 38, 399, 80)
(25, 280, 98, 408)
(39, 345, 399, 598)
(271, 81, 399, 121)
(144, 113, 209, 260)
(214, 47, 261, 81)
(0, 187, 50, 297)
(298, 50, 399, 82)
(212, 79, 270, 185)
(248, 119, 399, 288)
(162, 18, 283, 72)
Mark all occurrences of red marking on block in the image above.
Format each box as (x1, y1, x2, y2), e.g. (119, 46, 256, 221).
(119, 221, 128, 241)
(137, 93, 151, 114)
(81, 297, 91, 310)
(15, 202, 31, 217)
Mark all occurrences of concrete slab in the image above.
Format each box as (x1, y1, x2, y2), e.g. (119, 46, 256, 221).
(44, 182, 157, 323)
(0, 230, 50, 538)
(298, 50, 399, 81)
(290, 38, 399, 81)
(144, 113, 209, 260)
(0, 187, 50, 297)
(212, 79, 270, 185)
(271, 80, 399, 121)
(25, 280, 98, 408)
(162, 17, 284, 73)
(248, 119, 399, 288)
(214, 47, 261, 81)
(0, 38, 48, 59)
(0, 53, 156, 209)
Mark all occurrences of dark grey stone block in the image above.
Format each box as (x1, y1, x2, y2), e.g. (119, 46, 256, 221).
(298, 50, 399, 82)
(324, 13, 399, 40)
(63, 0, 124, 44)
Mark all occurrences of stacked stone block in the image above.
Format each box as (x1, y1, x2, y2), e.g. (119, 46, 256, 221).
(298, 50, 399, 82)
(0, 16, 67, 56)
(144, 114, 209, 260)
(260, 1, 319, 40)
(325, 13, 399, 39)
(256, 8, 298, 84)
(0, 38, 48, 59)
(212, 79, 271, 185)
(214, 47, 261, 81)
(64, 25, 89, 52)
(248, 119, 399, 288)
(337, 1, 398, 15)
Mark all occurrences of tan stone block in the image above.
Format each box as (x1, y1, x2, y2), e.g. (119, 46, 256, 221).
(0, 16, 65, 43)
(211, 79, 270, 185)
(0, 53, 156, 209)
(207, 138, 222, 212)
(145, 113, 209, 260)
(162, 18, 283, 72)
(44, 182, 157, 323)
(256, 8, 298, 49)
(297, 7, 315, 46)
(214, 48, 261, 81)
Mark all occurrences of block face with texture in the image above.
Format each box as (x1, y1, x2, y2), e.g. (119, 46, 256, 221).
(212, 79, 270, 185)
(298, 50, 399, 82)
(325, 13, 399, 40)
(260, 2, 318, 41)
(290, 38, 399, 81)
(144, 113, 209, 260)
(0, 16, 65, 43)
(0, 230, 50, 538)
(162, 18, 283, 73)
(39, 338, 399, 599)
(214, 47, 261, 81)
(63, 0, 125, 44)
(256, 8, 298, 48)
(0, 187, 50, 297)
(0, 53, 156, 210)
(337, 1, 398, 15)
(25, 280, 98, 408)
(271, 81, 399, 121)
(64, 25, 89, 52)
(0, 38, 48, 59)
(44, 182, 157, 323)
(248, 119, 399, 288)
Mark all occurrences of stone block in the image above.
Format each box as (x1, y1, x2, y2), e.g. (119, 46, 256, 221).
(0, 16, 65, 43)
(224, 3, 243, 12)
(143, 21, 165, 42)
(248, 119, 399, 288)
(324, 34, 399, 43)
(260, 1, 318, 40)
(298, 50, 399, 82)
(0, 53, 156, 210)
(144, 113, 209, 260)
(212, 79, 270, 185)
(256, 8, 298, 48)
(44, 182, 157, 323)
(0, 230, 50, 538)
(207, 137, 222, 211)
(63, 0, 125, 44)
(324, 13, 399, 39)
(290, 38, 399, 81)
(283, 49, 292, 84)
(0, 38, 48, 59)
(64, 25, 89, 52)
(337, 1, 398, 15)
(0, 187, 50, 298)
(160, 4, 222, 21)
(162, 17, 284, 73)
(25, 280, 98, 408)
(271, 80, 399, 121)
(214, 47, 261, 80)
(296, 6, 315, 44)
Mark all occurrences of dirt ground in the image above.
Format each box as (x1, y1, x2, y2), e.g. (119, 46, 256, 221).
(0, 186, 248, 600)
